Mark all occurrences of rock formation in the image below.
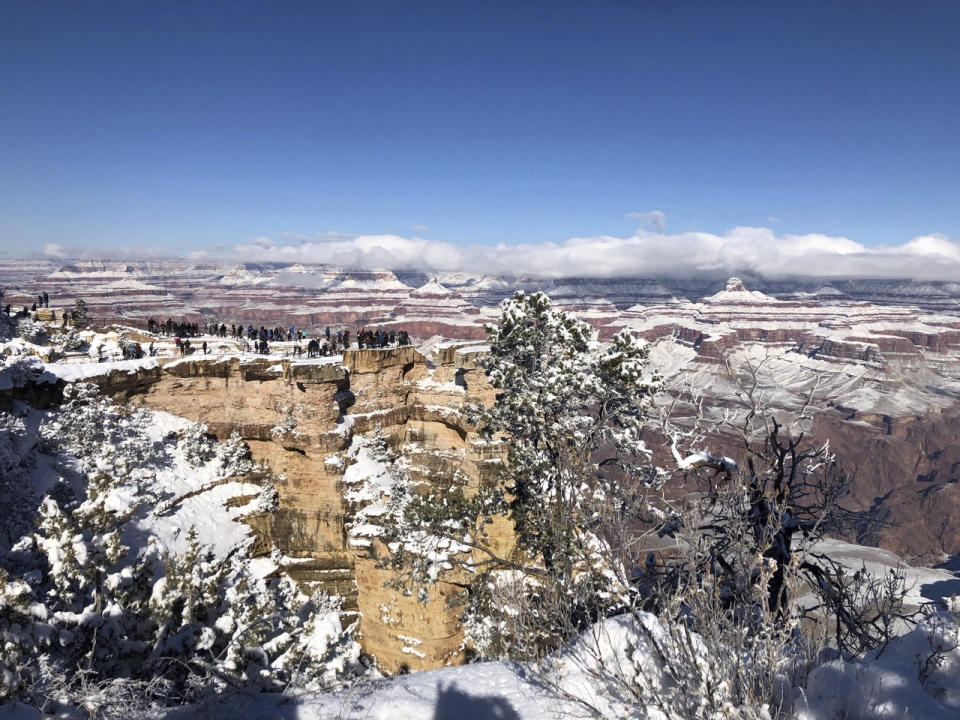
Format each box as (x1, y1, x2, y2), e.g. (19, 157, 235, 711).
(43, 347, 501, 673)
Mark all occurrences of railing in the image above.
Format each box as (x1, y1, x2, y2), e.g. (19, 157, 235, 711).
(86, 314, 153, 331)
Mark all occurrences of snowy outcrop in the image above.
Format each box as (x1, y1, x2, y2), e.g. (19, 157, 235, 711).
(702, 276, 780, 304)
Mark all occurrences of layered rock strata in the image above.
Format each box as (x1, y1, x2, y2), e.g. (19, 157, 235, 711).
(70, 347, 503, 673)
(608, 277, 960, 372)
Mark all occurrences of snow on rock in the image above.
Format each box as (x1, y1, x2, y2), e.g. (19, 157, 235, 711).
(410, 279, 455, 297)
(218, 263, 275, 286)
(703, 276, 780, 305)
(39, 357, 159, 384)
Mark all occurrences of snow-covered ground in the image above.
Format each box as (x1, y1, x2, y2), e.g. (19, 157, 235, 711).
(11, 609, 954, 720)
(810, 538, 960, 608)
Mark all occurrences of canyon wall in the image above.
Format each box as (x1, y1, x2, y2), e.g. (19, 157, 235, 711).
(106, 345, 500, 673)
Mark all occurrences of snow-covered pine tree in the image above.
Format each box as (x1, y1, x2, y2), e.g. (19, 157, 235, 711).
(0, 569, 38, 701)
(178, 422, 216, 466)
(39, 382, 168, 479)
(29, 462, 162, 685)
(385, 290, 663, 660)
(0, 383, 362, 711)
(215, 431, 254, 476)
(0, 410, 38, 550)
(72, 298, 89, 328)
(150, 529, 359, 696)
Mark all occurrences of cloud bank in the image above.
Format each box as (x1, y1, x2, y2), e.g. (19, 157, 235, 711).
(25, 226, 960, 281)
(223, 227, 960, 281)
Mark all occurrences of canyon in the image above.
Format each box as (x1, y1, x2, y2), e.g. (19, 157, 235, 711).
(3, 260, 960, 334)
(5, 260, 960, 670)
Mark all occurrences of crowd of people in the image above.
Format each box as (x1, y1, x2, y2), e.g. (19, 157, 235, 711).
(143, 317, 413, 358)
(29, 292, 50, 312)
(99, 340, 153, 362)
(357, 327, 410, 348)
(11, 304, 415, 360)
(3, 292, 49, 318)
(149, 318, 202, 337)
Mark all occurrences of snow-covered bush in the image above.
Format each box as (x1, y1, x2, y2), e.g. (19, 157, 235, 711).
(0, 355, 44, 390)
(49, 328, 87, 353)
(0, 465, 164, 705)
(271, 414, 298, 437)
(39, 383, 169, 476)
(178, 422, 215, 466)
(0, 411, 362, 711)
(270, 400, 300, 438)
(215, 431, 253, 476)
(14, 318, 47, 344)
(149, 529, 360, 698)
(3, 506, 362, 709)
(534, 612, 784, 720)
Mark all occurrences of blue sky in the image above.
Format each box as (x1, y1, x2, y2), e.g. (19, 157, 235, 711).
(1, 1, 958, 271)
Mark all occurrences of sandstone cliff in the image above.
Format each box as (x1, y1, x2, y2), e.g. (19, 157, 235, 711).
(75, 347, 503, 673)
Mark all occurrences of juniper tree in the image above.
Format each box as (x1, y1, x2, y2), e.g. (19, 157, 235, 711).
(611, 369, 920, 720)
(385, 291, 663, 659)
(72, 298, 89, 328)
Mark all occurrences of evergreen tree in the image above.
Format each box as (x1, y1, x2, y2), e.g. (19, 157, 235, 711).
(0, 384, 362, 709)
(178, 423, 215, 467)
(72, 298, 89, 328)
(384, 291, 662, 659)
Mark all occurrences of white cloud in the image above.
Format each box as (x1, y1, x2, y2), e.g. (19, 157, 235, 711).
(896, 233, 960, 261)
(626, 210, 667, 234)
(228, 227, 960, 280)
(27, 226, 958, 281)
(411, 224, 431, 233)
(33, 243, 177, 261)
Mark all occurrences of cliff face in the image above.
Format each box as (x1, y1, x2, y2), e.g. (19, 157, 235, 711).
(98, 347, 501, 673)
(808, 410, 960, 559)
